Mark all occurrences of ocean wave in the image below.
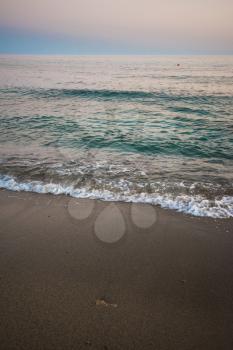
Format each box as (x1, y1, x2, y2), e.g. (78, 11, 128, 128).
(0, 87, 156, 100)
(1, 87, 232, 104)
(0, 174, 232, 219)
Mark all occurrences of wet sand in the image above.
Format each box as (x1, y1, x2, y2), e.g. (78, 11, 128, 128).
(0, 188, 233, 350)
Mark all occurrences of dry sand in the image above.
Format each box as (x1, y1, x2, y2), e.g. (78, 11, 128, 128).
(0, 188, 233, 350)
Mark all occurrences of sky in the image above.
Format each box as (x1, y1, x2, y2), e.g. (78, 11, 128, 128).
(0, 0, 233, 54)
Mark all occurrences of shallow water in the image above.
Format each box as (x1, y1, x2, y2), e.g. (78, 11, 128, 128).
(0, 55, 233, 217)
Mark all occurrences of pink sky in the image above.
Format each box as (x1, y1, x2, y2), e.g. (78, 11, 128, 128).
(1, 0, 233, 53)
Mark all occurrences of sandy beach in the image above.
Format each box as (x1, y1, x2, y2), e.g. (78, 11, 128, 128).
(0, 188, 233, 349)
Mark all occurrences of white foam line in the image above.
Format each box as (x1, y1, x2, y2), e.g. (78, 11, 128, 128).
(0, 174, 233, 219)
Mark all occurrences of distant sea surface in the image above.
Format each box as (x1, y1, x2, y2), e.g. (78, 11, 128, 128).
(0, 55, 233, 218)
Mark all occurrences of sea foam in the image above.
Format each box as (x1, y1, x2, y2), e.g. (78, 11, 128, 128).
(0, 174, 232, 219)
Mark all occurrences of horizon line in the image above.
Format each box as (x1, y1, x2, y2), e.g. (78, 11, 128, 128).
(1, 52, 233, 56)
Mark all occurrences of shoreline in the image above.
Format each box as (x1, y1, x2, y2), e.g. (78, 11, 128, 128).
(1, 174, 233, 219)
(0, 188, 233, 349)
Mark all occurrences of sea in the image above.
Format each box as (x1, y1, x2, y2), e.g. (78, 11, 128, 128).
(0, 55, 232, 218)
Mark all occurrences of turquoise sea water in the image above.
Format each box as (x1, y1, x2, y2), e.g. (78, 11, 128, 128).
(0, 55, 233, 217)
